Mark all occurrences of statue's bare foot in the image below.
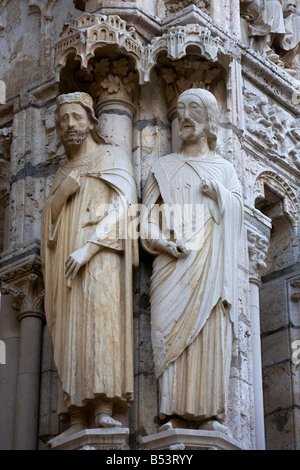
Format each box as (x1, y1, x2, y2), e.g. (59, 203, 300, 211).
(199, 419, 232, 438)
(159, 417, 189, 432)
(95, 412, 121, 428)
(159, 421, 173, 432)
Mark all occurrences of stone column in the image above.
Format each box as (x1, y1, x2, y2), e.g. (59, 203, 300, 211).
(14, 309, 44, 449)
(96, 97, 136, 160)
(0, 293, 20, 450)
(0, 257, 45, 450)
(91, 56, 138, 161)
(247, 228, 270, 450)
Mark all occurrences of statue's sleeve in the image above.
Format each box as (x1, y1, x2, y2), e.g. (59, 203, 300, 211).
(86, 191, 125, 252)
(41, 176, 65, 249)
(85, 158, 138, 252)
(213, 163, 243, 336)
(140, 170, 165, 256)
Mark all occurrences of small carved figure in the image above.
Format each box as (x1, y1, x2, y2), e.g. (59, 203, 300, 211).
(240, 0, 286, 59)
(241, 0, 300, 71)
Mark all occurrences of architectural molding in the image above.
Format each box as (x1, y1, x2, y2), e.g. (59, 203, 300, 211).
(142, 428, 243, 450)
(48, 427, 130, 450)
(247, 228, 270, 281)
(55, 13, 230, 86)
(143, 24, 228, 83)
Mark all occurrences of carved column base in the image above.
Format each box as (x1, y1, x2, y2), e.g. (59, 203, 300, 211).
(141, 429, 243, 451)
(48, 427, 130, 450)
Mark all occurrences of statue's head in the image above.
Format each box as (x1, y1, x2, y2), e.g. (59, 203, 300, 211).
(55, 92, 104, 146)
(177, 88, 219, 150)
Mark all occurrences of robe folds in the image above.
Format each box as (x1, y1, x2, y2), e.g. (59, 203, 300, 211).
(141, 153, 243, 420)
(41, 144, 138, 414)
(279, 6, 300, 52)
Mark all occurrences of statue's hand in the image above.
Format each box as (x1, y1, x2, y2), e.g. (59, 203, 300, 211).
(155, 239, 188, 259)
(61, 170, 81, 199)
(200, 179, 218, 202)
(65, 243, 101, 282)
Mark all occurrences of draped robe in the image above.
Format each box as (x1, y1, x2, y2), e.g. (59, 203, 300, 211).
(41, 144, 138, 415)
(141, 153, 243, 420)
(241, 0, 286, 37)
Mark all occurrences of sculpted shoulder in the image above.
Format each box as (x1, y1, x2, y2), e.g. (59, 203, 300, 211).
(150, 153, 180, 170)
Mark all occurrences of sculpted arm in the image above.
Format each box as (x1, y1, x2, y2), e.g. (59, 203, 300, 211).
(46, 169, 100, 283)
(199, 168, 243, 225)
(143, 202, 188, 259)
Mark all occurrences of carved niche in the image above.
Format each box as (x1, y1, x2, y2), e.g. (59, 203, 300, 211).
(253, 170, 299, 227)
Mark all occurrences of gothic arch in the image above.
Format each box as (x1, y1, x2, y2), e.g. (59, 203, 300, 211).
(253, 170, 299, 227)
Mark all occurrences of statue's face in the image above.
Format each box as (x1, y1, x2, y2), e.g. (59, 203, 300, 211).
(57, 103, 93, 146)
(177, 94, 207, 143)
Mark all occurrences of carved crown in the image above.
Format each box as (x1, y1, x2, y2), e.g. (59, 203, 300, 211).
(56, 92, 94, 108)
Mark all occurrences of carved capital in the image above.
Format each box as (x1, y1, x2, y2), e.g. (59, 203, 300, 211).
(157, 55, 224, 114)
(253, 171, 299, 227)
(74, 56, 139, 106)
(0, 254, 45, 319)
(247, 228, 270, 281)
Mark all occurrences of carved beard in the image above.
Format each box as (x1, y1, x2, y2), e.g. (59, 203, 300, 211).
(178, 119, 206, 143)
(60, 126, 90, 146)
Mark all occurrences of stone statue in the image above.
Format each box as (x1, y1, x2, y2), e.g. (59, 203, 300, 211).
(277, 1, 300, 70)
(141, 89, 243, 432)
(41, 92, 138, 437)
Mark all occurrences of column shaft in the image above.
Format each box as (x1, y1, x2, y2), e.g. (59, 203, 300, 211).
(14, 313, 44, 450)
(249, 279, 266, 450)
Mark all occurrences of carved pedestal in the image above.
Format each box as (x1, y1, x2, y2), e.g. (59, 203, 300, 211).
(48, 428, 130, 450)
(142, 429, 243, 451)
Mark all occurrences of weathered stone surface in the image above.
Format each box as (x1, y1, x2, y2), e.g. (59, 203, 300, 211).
(0, 0, 299, 452)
